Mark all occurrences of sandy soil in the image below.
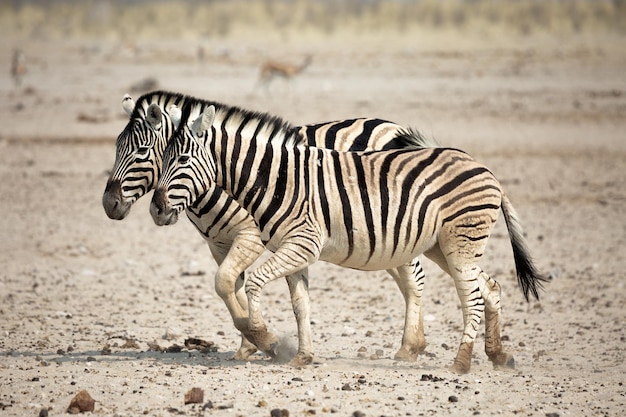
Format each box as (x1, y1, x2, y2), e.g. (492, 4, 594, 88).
(1, 34, 625, 416)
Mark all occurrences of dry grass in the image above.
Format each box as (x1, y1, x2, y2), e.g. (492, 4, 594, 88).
(1, 0, 625, 42)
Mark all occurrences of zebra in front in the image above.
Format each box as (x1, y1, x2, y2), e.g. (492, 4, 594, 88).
(151, 102, 548, 374)
(102, 90, 433, 365)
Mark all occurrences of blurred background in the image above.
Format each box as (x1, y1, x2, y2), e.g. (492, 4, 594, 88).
(1, 0, 625, 152)
(2, 0, 625, 41)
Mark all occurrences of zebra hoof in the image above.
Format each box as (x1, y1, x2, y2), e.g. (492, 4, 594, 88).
(393, 346, 422, 362)
(251, 332, 279, 358)
(449, 361, 471, 374)
(290, 353, 314, 368)
(488, 351, 515, 369)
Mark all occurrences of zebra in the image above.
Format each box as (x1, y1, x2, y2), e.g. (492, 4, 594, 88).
(151, 102, 548, 374)
(102, 90, 434, 365)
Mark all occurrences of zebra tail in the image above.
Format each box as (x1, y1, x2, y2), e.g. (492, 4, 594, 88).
(500, 193, 549, 301)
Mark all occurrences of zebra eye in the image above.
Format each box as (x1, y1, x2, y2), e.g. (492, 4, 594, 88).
(178, 155, 191, 165)
(136, 146, 150, 156)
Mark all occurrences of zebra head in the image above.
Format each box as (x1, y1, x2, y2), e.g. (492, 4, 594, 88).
(102, 94, 182, 220)
(151, 105, 217, 226)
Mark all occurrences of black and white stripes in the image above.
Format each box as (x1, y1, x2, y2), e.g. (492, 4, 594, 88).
(152, 99, 547, 373)
(103, 90, 434, 365)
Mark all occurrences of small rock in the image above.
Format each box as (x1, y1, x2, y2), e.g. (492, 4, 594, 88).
(147, 341, 165, 352)
(352, 412, 366, 417)
(545, 413, 560, 417)
(341, 383, 353, 391)
(202, 401, 214, 410)
(165, 327, 183, 340)
(67, 390, 95, 414)
(166, 344, 182, 353)
(184, 387, 204, 404)
(120, 338, 140, 349)
(270, 409, 290, 417)
(448, 395, 459, 403)
(257, 399, 268, 407)
(184, 337, 217, 353)
(342, 326, 356, 336)
(38, 407, 49, 417)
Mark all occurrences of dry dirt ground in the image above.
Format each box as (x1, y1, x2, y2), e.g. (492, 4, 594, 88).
(0, 34, 625, 416)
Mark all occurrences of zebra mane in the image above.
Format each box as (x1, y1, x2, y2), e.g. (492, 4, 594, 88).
(178, 95, 300, 146)
(393, 127, 440, 149)
(130, 90, 197, 119)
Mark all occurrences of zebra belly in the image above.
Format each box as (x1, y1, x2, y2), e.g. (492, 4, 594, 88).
(318, 230, 438, 271)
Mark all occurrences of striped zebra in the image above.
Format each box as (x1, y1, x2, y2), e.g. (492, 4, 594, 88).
(151, 102, 548, 374)
(102, 90, 433, 365)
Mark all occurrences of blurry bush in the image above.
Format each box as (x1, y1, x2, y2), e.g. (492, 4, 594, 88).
(1, 0, 624, 41)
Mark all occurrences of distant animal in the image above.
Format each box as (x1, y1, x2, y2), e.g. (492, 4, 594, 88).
(11, 49, 26, 87)
(258, 55, 312, 92)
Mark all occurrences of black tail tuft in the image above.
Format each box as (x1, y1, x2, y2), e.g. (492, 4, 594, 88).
(501, 194, 549, 301)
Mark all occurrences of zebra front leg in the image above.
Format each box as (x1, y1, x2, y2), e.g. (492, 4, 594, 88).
(387, 258, 427, 362)
(477, 271, 514, 369)
(209, 236, 270, 360)
(286, 270, 314, 366)
(246, 241, 319, 359)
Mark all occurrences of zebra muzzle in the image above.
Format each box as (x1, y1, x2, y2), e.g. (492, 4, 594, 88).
(150, 188, 179, 226)
(102, 179, 131, 220)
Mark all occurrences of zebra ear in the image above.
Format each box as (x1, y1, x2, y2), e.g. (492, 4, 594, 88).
(191, 105, 216, 137)
(168, 105, 182, 129)
(122, 94, 135, 117)
(146, 103, 162, 130)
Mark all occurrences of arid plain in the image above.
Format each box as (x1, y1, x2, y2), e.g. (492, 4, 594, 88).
(1, 26, 625, 417)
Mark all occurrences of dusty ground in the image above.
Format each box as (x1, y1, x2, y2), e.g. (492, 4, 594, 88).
(0, 33, 625, 416)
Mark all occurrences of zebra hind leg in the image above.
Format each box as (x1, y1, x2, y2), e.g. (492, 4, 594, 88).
(478, 271, 515, 369)
(446, 263, 485, 374)
(387, 259, 427, 362)
(286, 270, 314, 367)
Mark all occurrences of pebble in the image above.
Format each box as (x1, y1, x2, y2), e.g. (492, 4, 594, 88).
(270, 408, 290, 417)
(341, 383, 353, 391)
(352, 412, 366, 417)
(342, 326, 356, 336)
(448, 395, 459, 402)
(67, 390, 95, 414)
(184, 387, 204, 404)
(38, 408, 49, 417)
(165, 327, 183, 340)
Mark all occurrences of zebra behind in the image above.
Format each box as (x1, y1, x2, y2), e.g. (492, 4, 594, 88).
(102, 90, 433, 365)
(152, 102, 548, 374)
